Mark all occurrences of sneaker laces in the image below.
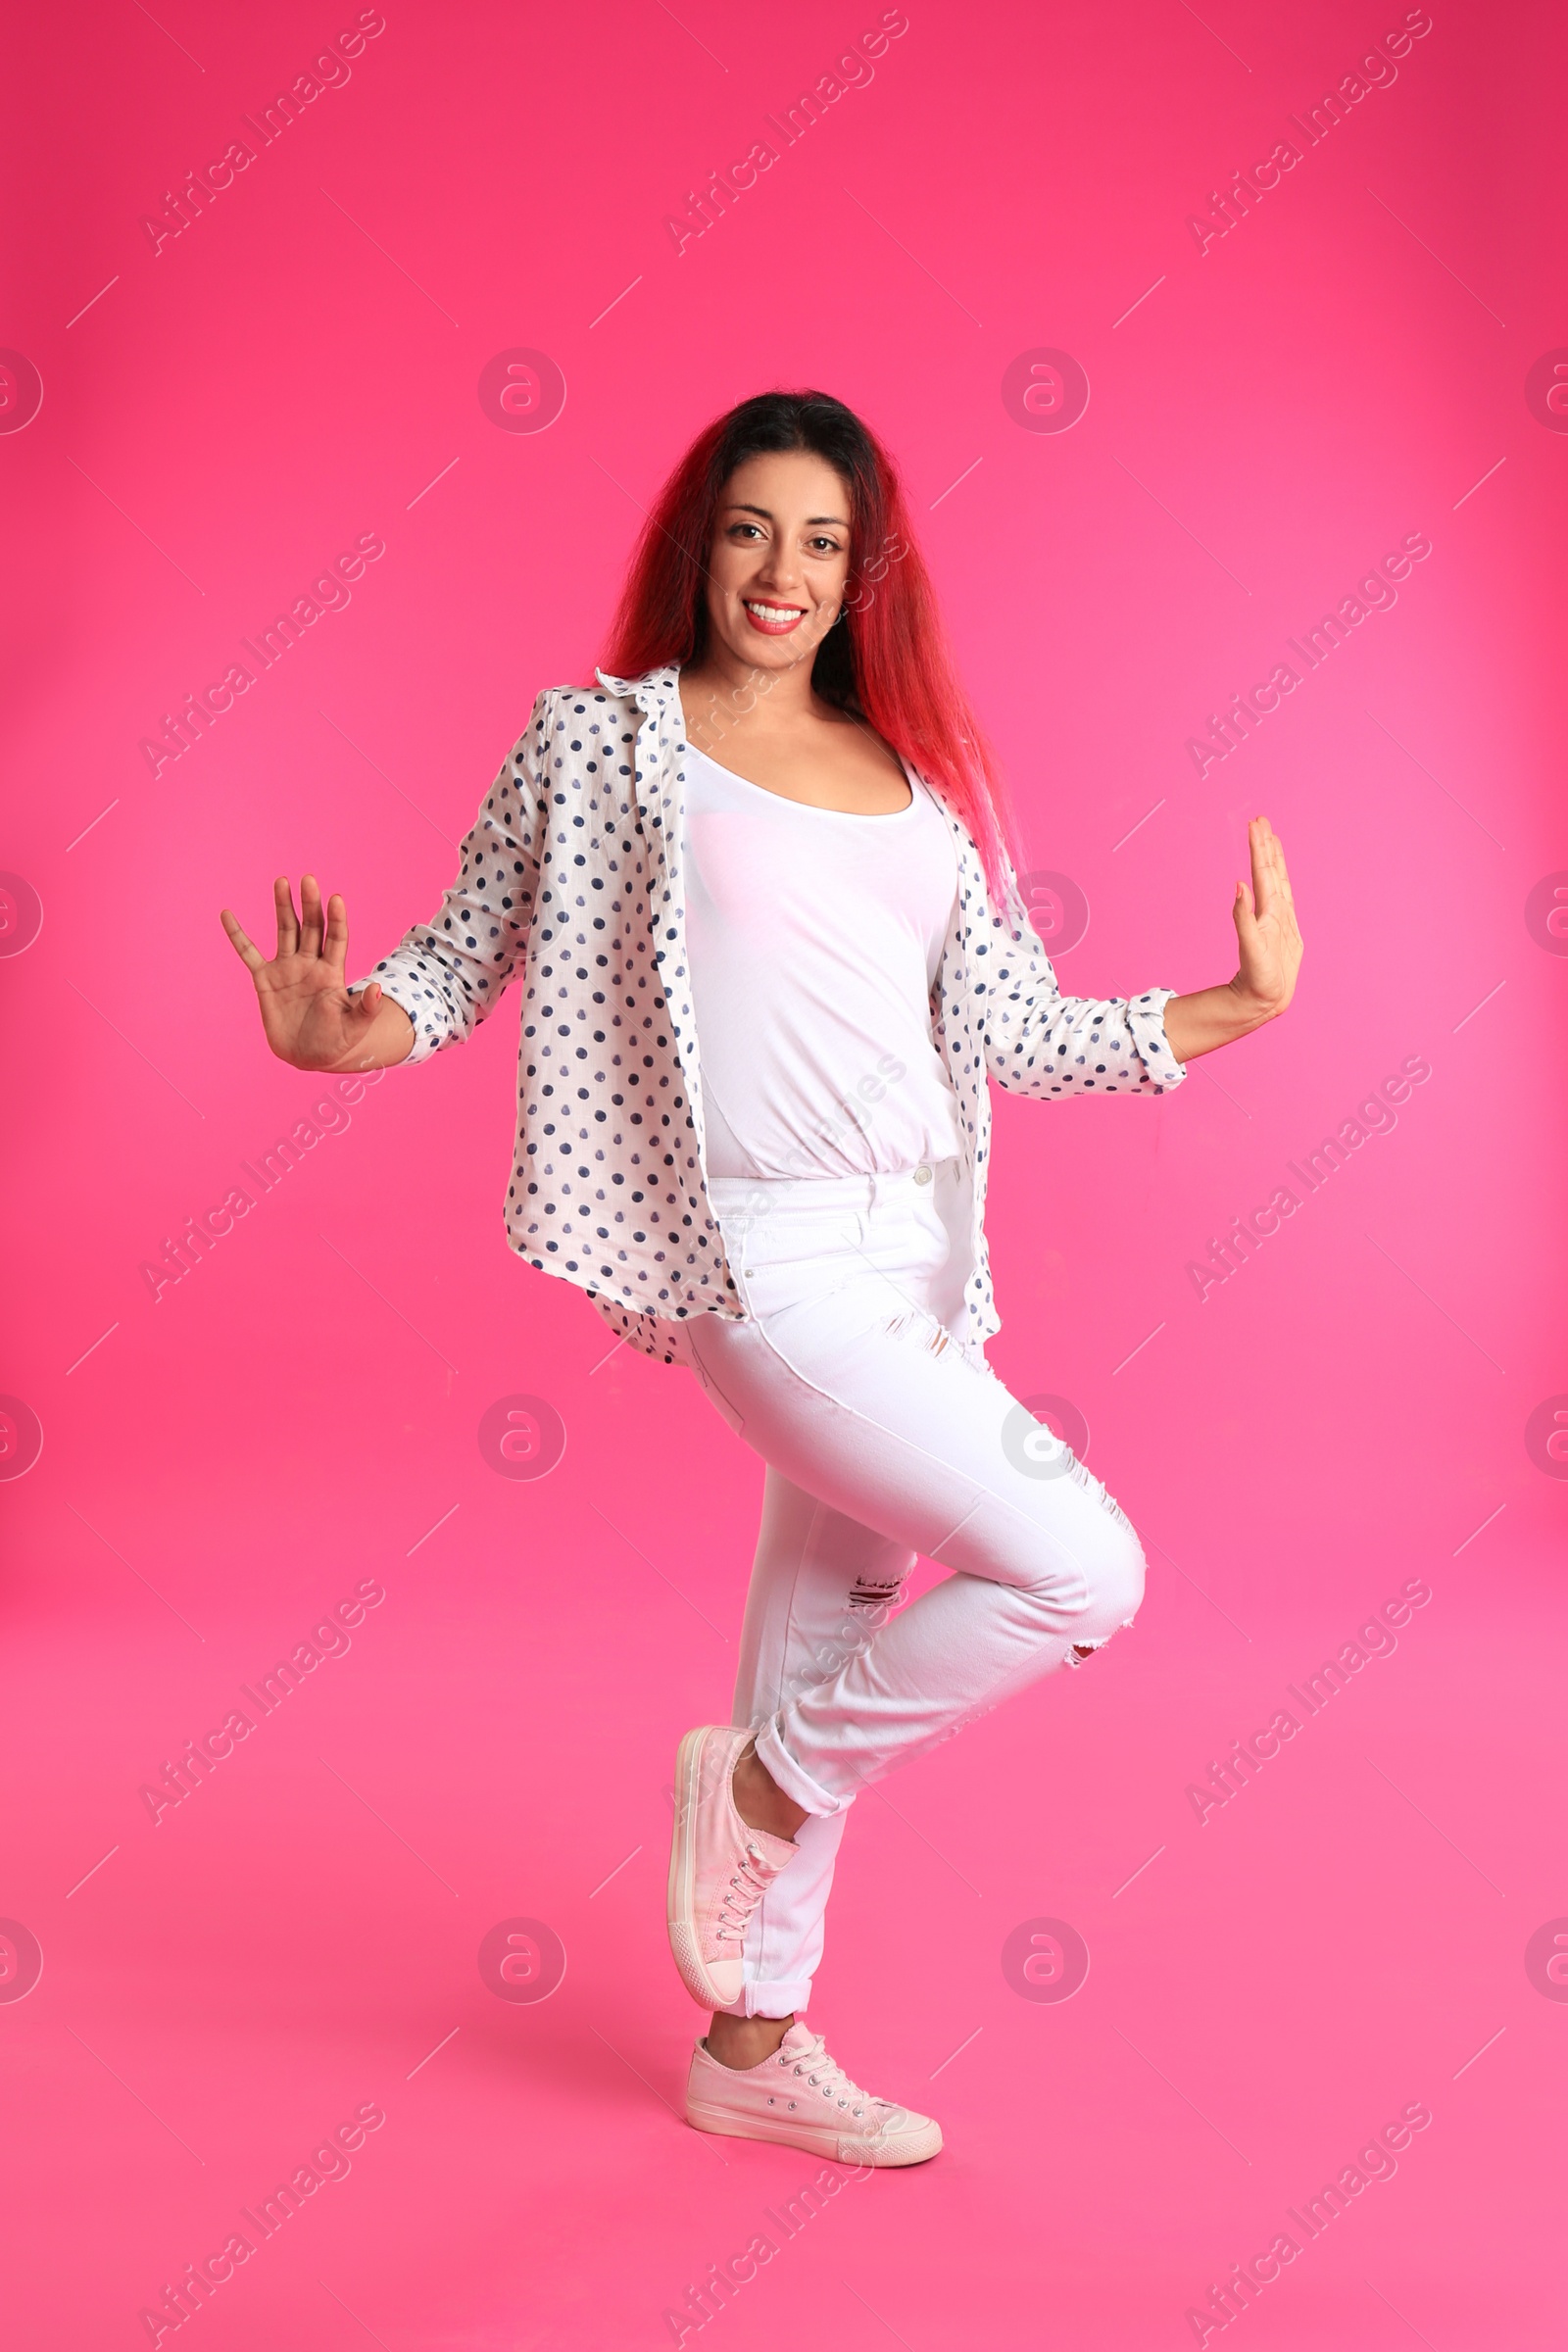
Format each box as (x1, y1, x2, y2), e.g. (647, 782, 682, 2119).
(714, 1840, 776, 1946)
(783, 2034, 873, 2121)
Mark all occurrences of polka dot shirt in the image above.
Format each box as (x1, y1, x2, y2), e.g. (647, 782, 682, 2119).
(356, 663, 1188, 1364)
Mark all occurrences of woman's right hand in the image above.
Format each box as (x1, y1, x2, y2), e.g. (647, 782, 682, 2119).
(220, 874, 411, 1072)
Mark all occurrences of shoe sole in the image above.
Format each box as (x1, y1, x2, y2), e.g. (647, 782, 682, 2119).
(686, 2099, 943, 2167)
(667, 1726, 738, 2010)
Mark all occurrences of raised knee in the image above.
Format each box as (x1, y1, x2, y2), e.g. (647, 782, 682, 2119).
(1073, 1518, 1146, 1643)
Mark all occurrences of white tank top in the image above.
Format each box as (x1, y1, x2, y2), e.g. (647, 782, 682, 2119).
(682, 740, 964, 1181)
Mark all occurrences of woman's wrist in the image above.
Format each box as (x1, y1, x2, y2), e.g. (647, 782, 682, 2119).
(1223, 971, 1286, 1028)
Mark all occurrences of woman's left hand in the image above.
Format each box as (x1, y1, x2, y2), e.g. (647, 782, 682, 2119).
(1231, 814, 1303, 1019)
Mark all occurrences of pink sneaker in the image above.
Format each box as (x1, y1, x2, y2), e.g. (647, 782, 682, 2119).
(667, 1726, 798, 2009)
(687, 2022, 944, 2166)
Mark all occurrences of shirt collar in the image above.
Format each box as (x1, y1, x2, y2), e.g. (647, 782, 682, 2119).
(593, 661, 683, 714)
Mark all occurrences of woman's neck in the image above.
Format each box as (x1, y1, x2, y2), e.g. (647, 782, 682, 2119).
(678, 643, 825, 759)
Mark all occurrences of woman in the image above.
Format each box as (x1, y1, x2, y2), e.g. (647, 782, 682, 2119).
(221, 390, 1301, 2169)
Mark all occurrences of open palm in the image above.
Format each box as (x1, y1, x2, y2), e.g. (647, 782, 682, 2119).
(220, 873, 386, 1072)
(1234, 816, 1303, 1014)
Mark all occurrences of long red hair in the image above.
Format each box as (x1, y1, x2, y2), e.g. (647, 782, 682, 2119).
(595, 389, 1026, 919)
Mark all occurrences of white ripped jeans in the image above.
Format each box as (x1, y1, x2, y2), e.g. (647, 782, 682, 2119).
(677, 1156, 1147, 2019)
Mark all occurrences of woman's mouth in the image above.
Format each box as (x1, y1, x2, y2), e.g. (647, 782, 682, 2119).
(742, 599, 808, 635)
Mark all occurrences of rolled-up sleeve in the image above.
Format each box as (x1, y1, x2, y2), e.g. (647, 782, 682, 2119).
(974, 868, 1188, 1099)
(352, 691, 552, 1063)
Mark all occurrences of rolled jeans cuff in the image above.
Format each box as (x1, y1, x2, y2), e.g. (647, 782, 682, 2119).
(715, 1978, 816, 2021)
(754, 1718, 847, 1819)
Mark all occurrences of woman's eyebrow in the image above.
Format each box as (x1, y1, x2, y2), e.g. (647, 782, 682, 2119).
(725, 502, 850, 528)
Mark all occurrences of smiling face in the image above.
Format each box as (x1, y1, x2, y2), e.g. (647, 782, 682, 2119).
(700, 448, 855, 676)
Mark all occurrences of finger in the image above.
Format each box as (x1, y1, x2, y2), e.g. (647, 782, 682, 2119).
(220, 906, 267, 975)
(1234, 879, 1269, 995)
(322, 890, 350, 978)
(348, 979, 382, 1024)
(1256, 825, 1293, 923)
(1248, 821, 1275, 919)
(274, 875, 301, 958)
(1257, 818, 1290, 918)
(299, 872, 325, 958)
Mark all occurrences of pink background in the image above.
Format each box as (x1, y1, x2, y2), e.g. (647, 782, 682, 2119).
(3, 1, 1566, 2345)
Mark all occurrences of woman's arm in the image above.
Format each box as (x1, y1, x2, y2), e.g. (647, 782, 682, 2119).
(1161, 816, 1302, 1064)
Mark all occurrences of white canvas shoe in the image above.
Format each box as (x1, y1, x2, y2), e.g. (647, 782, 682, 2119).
(667, 1725, 799, 2009)
(687, 2022, 944, 2166)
